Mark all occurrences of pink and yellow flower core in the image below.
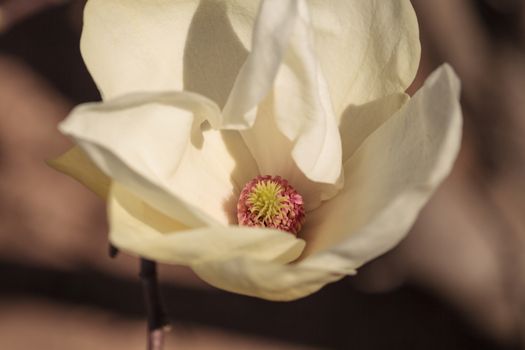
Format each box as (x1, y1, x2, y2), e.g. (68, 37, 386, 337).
(237, 175, 305, 235)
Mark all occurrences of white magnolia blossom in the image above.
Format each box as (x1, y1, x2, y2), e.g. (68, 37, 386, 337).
(52, 0, 462, 300)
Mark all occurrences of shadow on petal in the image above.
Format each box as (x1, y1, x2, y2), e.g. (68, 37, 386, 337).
(339, 93, 409, 163)
(183, 0, 250, 109)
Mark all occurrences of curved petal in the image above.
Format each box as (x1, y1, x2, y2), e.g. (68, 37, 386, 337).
(190, 64, 461, 301)
(166, 127, 259, 225)
(82, 0, 255, 105)
(272, 0, 341, 184)
(109, 183, 305, 265)
(192, 256, 346, 301)
(300, 64, 462, 269)
(226, 0, 342, 185)
(59, 91, 258, 227)
(240, 95, 342, 211)
(307, 0, 421, 116)
(84, 0, 419, 121)
(339, 92, 409, 163)
(222, 0, 298, 128)
(48, 146, 110, 198)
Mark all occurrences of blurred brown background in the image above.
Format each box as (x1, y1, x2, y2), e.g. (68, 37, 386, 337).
(0, 0, 524, 349)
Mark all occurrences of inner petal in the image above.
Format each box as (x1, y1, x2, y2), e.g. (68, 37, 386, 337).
(223, 0, 343, 186)
(240, 95, 342, 211)
(166, 128, 259, 226)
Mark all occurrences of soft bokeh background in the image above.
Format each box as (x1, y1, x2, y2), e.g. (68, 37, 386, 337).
(1, 0, 524, 349)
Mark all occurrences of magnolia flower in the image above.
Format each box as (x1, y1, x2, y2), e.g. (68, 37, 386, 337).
(52, 0, 462, 300)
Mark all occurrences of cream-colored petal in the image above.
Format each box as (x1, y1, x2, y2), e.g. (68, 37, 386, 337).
(339, 93, 409, 163)
(272, 0, 342, 184)
(109, 183, 305, 266)
(192, 257, 346, 301)
(165, 127, 259, 225)
(60, 91, 226, 228)
(192, 64, 462, 301)
(222, 0, 299, 128)
(240, 95, 341, 211)
(225, 0, 420, 118)
(83, 0, 419, 119)
(307, 0, 421, 116)
(47, 146, 110, 198)
(228, 0, 341, 185)
(301, 64, 462, 270)
(82, 0, 255, 105)
(60, 91, 260, 226)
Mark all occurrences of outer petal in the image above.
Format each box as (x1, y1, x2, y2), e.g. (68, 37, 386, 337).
(83, 0, 419, 120)
(307, 0, 421, 116)
(191, 64, 462, 301)
(82, 0, 255, 105)
(301, 64, 462, 267)
(59, 91, 257, 227)
(109, 183, 305, 265)
(226, 0, 420, 119)
(192, 257, 346, 301)
(48, 146, 110, 198)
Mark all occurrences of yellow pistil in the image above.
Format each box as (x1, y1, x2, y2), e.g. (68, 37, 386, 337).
(247, 181, 286, 223)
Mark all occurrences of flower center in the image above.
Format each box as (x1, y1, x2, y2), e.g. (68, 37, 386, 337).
(237, 175, 305, 235)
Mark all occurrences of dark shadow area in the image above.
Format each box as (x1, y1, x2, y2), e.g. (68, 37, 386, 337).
(0, 260, 517, 350)
(0, 4, 99, 103)
(473, 0, 524, 45)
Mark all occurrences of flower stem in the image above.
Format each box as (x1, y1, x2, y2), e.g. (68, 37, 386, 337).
(140, 258, 169, 350)
(109, 244, 119, 258)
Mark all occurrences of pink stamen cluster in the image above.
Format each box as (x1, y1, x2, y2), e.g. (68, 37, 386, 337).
(237, 175, 305, 235)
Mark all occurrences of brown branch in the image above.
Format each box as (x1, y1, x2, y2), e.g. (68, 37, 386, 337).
(140, 258, 170, 350)
(108, 244, 119, 258)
